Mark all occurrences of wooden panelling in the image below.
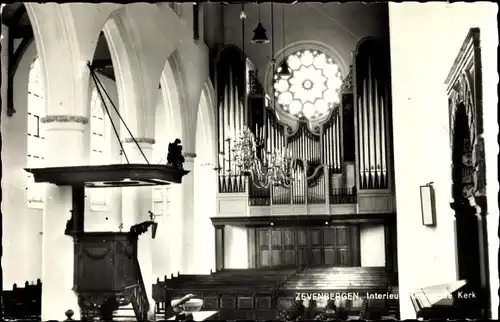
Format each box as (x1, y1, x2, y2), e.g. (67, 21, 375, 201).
(247, 228, 257, 268)
(215, 227, 225, 270)
(238, 296, 254, 309)
(358, 191, 393, 213)
(217, 195, 248, 216)
(220, 296, 236, 309)
(204, 296, 219, 309)
(158, 266, 398, 320)
(255, 296, 272, 309)
(351, 225, 361, 266)
(253, 226, 360, 268)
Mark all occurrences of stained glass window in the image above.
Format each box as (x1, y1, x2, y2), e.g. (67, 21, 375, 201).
(27, 58, 45, 207)
(273, 49, 342, 120)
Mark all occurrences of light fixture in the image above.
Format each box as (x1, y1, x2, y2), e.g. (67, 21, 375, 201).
(232, 124, 296, 189)
(278, 59, 292, 79)
(278, 4, 291, 79)
(232, 3, 295, 189)
(251, 4, 269, 44)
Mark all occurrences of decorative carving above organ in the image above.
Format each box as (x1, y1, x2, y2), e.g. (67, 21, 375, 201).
(340, 65, 354, 93)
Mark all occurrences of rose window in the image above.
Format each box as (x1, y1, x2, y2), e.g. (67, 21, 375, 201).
(273, 49, 343, 120)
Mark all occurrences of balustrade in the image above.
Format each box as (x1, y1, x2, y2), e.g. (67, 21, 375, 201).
(218, 164, 357, 207)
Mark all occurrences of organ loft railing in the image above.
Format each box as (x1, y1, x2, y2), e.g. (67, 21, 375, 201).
(247, 111, 357, 207)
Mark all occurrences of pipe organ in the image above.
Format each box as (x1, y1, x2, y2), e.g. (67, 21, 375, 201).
(354, 38, 392, 191)
(215, 46, 252, 192)
(215, 38, 394, 212)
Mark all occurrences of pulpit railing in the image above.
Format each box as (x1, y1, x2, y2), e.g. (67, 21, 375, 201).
(221, 163, 358, 206)
(131, 259, 149, 321)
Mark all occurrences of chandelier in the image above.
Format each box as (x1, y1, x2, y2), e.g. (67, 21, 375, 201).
(229, 3, 295, 189)
(232, 125, 296, 188)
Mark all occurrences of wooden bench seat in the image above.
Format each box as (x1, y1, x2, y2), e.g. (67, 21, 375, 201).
(282, 268, 390, 291)
(154, 267, 397, 321)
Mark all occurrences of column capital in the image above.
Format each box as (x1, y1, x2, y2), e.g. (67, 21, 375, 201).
(41, 115, 88, 124)
(122, 137, 156, 145)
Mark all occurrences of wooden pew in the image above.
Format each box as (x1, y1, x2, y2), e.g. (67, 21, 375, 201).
(156, 268, 295, 320)
(154, 267, 398, 320)
(276, 267, 395, 319)
(2, 280, 42, 320)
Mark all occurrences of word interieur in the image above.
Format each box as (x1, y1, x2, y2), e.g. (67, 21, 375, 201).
(296, 292, 400, 301)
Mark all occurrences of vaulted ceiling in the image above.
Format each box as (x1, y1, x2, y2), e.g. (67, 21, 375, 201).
(2, 3, 115, 83)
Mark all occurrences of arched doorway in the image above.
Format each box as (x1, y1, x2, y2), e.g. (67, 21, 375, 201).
(446, 29, 489, 318)
(450, 103, 484, 303)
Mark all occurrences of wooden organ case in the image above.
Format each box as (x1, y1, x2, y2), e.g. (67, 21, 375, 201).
(353, 37, 395, 214)
(215, 39, 395, 217)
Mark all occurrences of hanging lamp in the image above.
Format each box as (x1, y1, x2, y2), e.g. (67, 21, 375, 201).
(278, 4, 291, 78)
(251, 4, 269, 44)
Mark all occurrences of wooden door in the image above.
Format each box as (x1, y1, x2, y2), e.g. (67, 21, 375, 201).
(283, 229, 296, 266)
(323, 228, 336, 265)
(253, 226, 359, 268)
(335, 227, 350, 266)
(296, 229, 309, 267)
(309, 229, 323, 266)
(270, 229, 283, 266)
(257, 229, 270, 267)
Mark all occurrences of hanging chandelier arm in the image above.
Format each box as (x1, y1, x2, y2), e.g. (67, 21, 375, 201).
(248, 169, 269, 189)
(87, 62, 150, 165)
(88, 65, 130, 164)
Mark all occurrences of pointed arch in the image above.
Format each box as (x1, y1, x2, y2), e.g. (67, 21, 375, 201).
(101, 14, 144, 138)
(193, 78, 218, 274)
(198, 78, 217, 163)
(159, 53, 185, 142)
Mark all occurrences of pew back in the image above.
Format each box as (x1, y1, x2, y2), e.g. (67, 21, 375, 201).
(154, 266, 397, 320)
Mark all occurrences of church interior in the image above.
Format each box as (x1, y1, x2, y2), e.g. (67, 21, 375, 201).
(0, 2, 498, 321)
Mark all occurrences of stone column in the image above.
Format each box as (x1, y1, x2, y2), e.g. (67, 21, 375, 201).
(120, 138, 155, 319)
(182, 153, 196, 273)
(40, 115, 88, 321)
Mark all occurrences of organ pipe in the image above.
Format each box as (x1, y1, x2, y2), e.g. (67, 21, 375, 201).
(355, 41, 390, 190)
(218, 64, 245, 178)
(322, 112, 342, 173)
(287, 123, 321, 166)
(215, 43, 396, 204)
